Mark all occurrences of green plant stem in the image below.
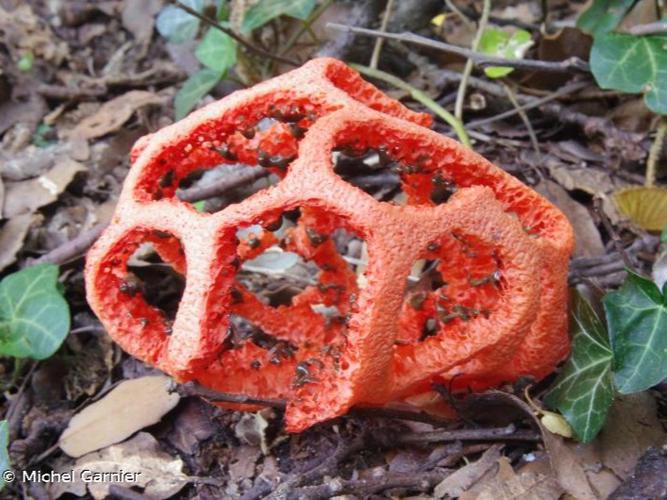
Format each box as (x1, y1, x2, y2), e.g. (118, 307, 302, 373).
(454, 0, 491, 120)
(646, 117, 666, 187)
(351, 64, 471, 147)
(278, 0, 334, 56)
(369, 0, 395, 69)
(168, 0, 299, 67)
(502, 83, 542, 162)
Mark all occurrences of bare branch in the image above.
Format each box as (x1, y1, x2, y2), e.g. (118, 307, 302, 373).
(327, 23, 591, 73)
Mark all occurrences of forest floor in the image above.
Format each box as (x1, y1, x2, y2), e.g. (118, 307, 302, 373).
(0, 0, 666, 499)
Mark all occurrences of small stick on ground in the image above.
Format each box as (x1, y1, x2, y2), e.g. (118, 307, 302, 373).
(502, 82, 542, 162)
(454, 0, 491, 120)
(31, 167, 268, 265)
(369, 0, 395, 69)
(327, 24, 591, 73)
(593, 197, 636, 272)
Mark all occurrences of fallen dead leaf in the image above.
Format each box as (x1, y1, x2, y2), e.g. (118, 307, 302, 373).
(434, 444, 503, 498)
(50, 432, 188, 499)
(613, 186, 667, 232)
(540, 429, 599, 500)
(68, 90, 164, 140)
(536, 180, 604, 258)
(0, 213, 36, 272)
(0, 91, 47, 137)
(59, 375, 180, 457)
(460, 455, 563, 500)
(598, 392, 667, 479)
(228, 445, 262, 483)
(121, 0, 162, 45)
(546, 162, 629, 196)
(2, 157, 85, 218)
(0, 143, 70, 181)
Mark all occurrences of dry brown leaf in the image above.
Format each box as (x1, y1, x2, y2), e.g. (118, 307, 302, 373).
(68, 90, 164, 140)
(460, 456, 563, 500)
(613, 187, 667, 232)
(434, 444, 503, 498)
(59, 375, 180, 458)
(540, 430, 599, 500)
(229, 445, 262, 483)
(0, 213, 36, 271)
(546, 162, 628, 196)
(536, 180, 604, 258)
(2, 158, 85, 218)
(50, 432, 188, 499)
(122, 0, 162, 44)
(598, 393, 667, 479)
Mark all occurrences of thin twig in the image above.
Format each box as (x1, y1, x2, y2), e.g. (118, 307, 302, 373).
(177, 166, 268, 202)
(455, 0, 490, 120)
(445, 0, 474, 29)
(628, 21, 667, 36)
(174, 381, 287, 409)
(168, 0, 299, 67)
(593, 198, 635, 272)
(466, 80, 589, 129)
(32, 222, 108, 266)
(351, 63, 471, 147)
(396, 424, 541, 445)
(327, 23, 591, 73)
(369, 0, 395, 69)
(502, 82, 541, 160)
(646, 117, 666, 187)
(32, 167, 266, 265)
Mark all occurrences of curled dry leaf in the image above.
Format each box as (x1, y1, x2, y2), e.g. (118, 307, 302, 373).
(50, 432, 188, 500)
(59, 375, 180, 457)
(0, 213, 35, 272)
(68, 90, 165, 140)
(433, 444, 504, 498)
(2, 158, 85, 218)
(536, 180, 604, 258)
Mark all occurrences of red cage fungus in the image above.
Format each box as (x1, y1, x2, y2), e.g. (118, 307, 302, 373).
(85, 58, 574, 431)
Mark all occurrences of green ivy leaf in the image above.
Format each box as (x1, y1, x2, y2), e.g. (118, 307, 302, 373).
(195, 29, 237, 73)
(478, 28, 533, 79)
(604, 271, 667, 393)
(156, 0, 203, 44)
(590, 33, 667, 114)
(577, 0, 636, 37)
(0, 420, 8, 492)
(174, 68, 223, 119)
(241, 0, 316, 34)
(661, 227, 667, 244)
(0, 264, 70, 360)
(545, 291, 614, 443)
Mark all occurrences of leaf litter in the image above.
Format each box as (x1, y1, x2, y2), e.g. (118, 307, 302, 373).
(0, 0, 666, 498)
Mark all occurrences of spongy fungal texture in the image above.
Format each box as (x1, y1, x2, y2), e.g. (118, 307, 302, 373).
(85, 58, 574, 432)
